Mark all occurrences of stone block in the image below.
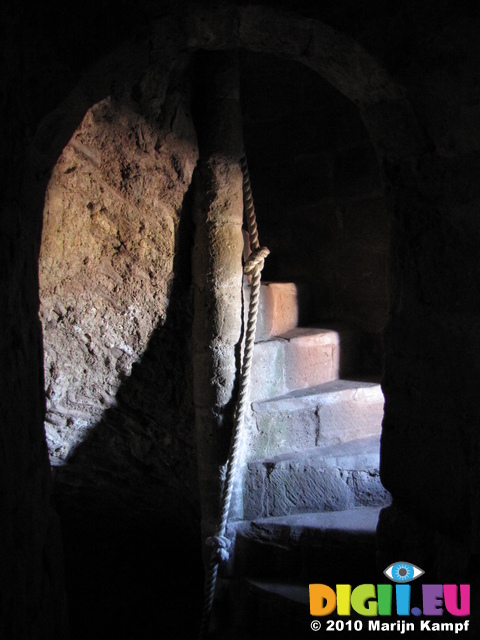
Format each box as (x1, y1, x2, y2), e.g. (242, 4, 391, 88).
(244, 436, 391, 518)
(249, 378, 382, 458)
(234, 507, 381, 583)
(347, 469, 391, 508)
(245, 281, 299, 342)
(249, 326, 359, 403)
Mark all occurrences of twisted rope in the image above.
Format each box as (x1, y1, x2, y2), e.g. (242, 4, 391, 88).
(244, 247, 270, 275)
(198, 154, 269, 639)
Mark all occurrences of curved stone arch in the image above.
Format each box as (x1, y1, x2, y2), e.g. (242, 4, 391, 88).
(33, 0, 424, 475)
(35, 0, 429, 512)
(31, 3, 426, 184)
(189, 4, 404, 105)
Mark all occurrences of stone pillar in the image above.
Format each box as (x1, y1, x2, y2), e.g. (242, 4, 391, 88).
(192, 51, 245, 549)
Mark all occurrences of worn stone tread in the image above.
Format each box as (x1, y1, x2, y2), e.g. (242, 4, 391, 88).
(246, 578, 309, 605)
(250, 325, 360, 402)
(227, 507, 383, 586)
(252, 376, 382, 412)
(248, 434, 381, 468)
(248, 376, 384, 458)
(244, 436, 390, 519)
(249, 505, 382, 536)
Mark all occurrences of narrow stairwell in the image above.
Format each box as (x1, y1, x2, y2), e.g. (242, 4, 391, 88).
(214, 280, 391, 639)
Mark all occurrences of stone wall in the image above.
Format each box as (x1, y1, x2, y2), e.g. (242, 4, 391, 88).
(368, 15, 480, 593)
(38, 72, 206, 637)
(40, 85, 198, 464)
(3, 2, 480, 638)
(0, 6, 71, 639)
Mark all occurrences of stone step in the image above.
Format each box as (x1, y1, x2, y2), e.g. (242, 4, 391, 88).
(219, 508, 382, 638)
(249, 325, 360, 403)
(220, 508, 429, 639)
(245, 281, 303, 342)
(249, 377, 384, 459)
(244, 436, 391, 519)
(232, 506, 382, 584)
(221, 575, 430, 640)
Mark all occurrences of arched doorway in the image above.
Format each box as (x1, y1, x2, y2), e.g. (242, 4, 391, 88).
(33, 6, 419, 638)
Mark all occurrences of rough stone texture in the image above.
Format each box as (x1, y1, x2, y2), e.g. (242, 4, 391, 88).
(4, 3, 480, 639)
(250, 326, 359, 402)
(250, 378, 384, 458)
(191, 51, 246, 537)
(224, 507, 383, 639)
(244, 436, 390, 518)
(232, 506, 381, 583)
(38, 73, 205, 638)
(40, 88, 198, 462)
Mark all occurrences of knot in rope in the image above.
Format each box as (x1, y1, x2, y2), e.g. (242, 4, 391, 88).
(243, 246, 270, 275)
(205, 535, 231, 562)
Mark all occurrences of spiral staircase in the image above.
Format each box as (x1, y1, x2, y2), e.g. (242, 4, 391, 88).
(213, 280, 391, 639)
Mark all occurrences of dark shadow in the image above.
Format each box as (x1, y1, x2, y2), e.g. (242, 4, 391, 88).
(44, 45, 389, 640)
(52, 173, 204, 640)
(238, 49, 388, 378)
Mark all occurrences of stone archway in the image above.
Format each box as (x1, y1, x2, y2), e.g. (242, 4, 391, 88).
(27, 3, 466, 638)
(4, 3, 480, 639)
(34, 0, 419, 479)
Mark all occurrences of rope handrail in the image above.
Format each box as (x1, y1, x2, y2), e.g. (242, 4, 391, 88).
(198, 153, 269, 639)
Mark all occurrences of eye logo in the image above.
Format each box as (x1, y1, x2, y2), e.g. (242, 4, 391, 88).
(384, 561, 424, 583)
